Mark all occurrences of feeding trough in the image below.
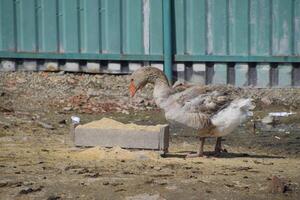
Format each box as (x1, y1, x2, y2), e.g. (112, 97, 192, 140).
(71, 118, 169, 154)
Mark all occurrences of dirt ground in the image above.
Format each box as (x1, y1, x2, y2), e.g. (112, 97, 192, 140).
(1, 72, 300, 200)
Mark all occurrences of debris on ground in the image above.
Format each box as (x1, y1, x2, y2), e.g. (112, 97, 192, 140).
(1, 72, 300, 200)
(269, 175, 289, 193)
(19, 186, 44, 195)
(37, 121, 55, 130)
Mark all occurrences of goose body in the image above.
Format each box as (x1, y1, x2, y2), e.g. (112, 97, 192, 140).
(130, 67, 254, 157)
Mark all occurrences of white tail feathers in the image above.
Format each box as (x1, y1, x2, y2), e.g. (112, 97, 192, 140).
(211, 98, 255, 136)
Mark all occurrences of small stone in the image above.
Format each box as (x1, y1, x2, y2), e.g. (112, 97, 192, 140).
(0, 121, 10, 129)
(47, 195, 61, 200)
(63, 107, 73, 112)
(57, 71, 65, 75)
(261, 97, 273, 105)
(19, 186, 43, 195)
(261, 115, 274, 124)
(121, 110, 130, 115)
(153, 166, 162, 171)
(103, 181, 109, 185)
(155, 180, 168, 185)
(58, 119, 67, 124)
(111, 182, 123, 187)
(37, 121, 55, 130)
(0, 181, 8, 187)
(269, 175, 288, 193)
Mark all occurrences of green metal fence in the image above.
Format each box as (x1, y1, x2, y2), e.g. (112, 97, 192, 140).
(0, 0, 300, 87)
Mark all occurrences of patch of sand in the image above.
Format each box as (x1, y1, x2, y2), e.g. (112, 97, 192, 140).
(78, 117, 166, 131)
(71, 146, 160, 161)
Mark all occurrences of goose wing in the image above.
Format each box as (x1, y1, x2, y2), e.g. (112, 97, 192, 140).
(166, 87, 232, 130)
(171, 84, 231, 115)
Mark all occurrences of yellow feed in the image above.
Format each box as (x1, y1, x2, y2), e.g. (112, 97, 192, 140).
(77, 117, 165, 131)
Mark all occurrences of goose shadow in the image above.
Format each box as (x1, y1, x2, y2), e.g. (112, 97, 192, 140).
(161, 151, 285, 159)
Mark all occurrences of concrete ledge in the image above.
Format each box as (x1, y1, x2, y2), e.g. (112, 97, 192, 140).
(20, 60, 37, 71)
(61, 62, 80, 72)
(0, 60, 16, 71)
(83, 62, 101, 73)
(74, 119, 169, 153)
(40, 61, 59, 71)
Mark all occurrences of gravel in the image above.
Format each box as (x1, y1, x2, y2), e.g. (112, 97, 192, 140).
(1, 72, 300, 116)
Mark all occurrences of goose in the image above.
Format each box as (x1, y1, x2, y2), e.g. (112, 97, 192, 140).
(129, 67, 254, 157)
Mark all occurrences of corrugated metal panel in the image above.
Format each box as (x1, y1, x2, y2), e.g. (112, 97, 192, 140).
(174, 0, 300, 61)
(172, 0, 300, 87)
(0, 0, 16, 51)
(149, 0, 163, 55)
(0, 0, 300, 88)
(0, 0, 163, 58)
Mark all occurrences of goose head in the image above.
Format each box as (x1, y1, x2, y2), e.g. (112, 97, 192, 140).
(129, 67, 169, 97)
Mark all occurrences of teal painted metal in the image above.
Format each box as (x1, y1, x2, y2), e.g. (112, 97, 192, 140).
(228, 0, 249, 55)
(122, 0, 143, 54)
(79, 0, 100, 53)
(295, 0, 300, 55)
(175, 55, 300, 63)
(37, 0, 58, 52)
(173, 0, 300, 60)
(149, 0, 163, 55)
(0, 0, 299, 67)
(0, 0, 16, 51)
(250, 0, 271, 55)
(207, 0, 228, 55)
(0, 51, 163, 61)
(16, 0, 37, 52)
(163, 0, 172, 82)
(0, 0, 164, 60)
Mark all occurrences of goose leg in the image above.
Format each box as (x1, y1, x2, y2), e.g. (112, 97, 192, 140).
(186, 137, 205, 158)
(214, 137, 227, 155)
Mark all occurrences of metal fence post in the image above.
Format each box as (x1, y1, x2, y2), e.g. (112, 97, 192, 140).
(163, 0, 172, 83)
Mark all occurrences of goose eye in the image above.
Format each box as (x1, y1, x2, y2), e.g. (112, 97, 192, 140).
(131, 78, 134, 81)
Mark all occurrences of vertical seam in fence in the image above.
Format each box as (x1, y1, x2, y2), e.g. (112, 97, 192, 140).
(77, 0, 81, 53)
(57, 0, 63, 53)
(292, 0, 295, 55)
(183, 0, 187, 55)
(98, 0, 102, 54)
(204, 0, 208, 55)
(247, 0, 251, 56)
(269, 0, 273, 56)
(226, 0, 229, 56)
(120, 0, 124, 54)
(143, 0, 150, 55)
(13, 0, 17, 51)
(163, 0, 172, 83)
(56, 0, 60, 52)
(34, 0, 39, 52)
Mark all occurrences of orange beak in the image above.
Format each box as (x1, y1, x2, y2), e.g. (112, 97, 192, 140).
(129, 80, 136, 97)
